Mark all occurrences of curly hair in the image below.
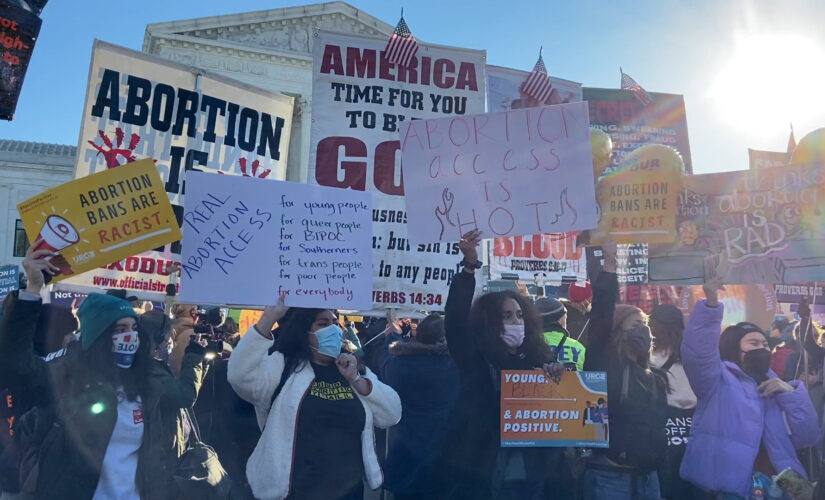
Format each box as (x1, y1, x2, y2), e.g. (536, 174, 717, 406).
(469, 291, 555, 368)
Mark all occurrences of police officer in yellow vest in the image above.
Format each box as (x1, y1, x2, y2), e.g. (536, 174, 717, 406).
(535, 297, 586, 371)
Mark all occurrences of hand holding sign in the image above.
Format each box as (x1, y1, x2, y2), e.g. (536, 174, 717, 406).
(21, 247, 59, 295)
(459, 229, 482, 263)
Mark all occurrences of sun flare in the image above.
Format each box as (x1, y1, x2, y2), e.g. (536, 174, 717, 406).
(710, 34, 825, 135)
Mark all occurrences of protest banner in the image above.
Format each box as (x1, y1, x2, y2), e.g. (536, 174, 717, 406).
(0, 0, 41, 120)
(583, 88, 693, 174)
(500, 370, 609, 448)
(17, 159, 181, 283)
(238, 309, 264, 337)
(648, 162, 825, 285)
(400, 101, 599, 244)
(749, 149, 789, 170)
(486, 64, 583, 111)
(680, 284, 777, 328)
(60, 40, 294, 299)
(309, 30, 486, 312)
(485, 66, 585, 283)
(774, 283, 824, 304)
(50, 290, 87, 309)
(620, 284, 683, 315)
(586, 244, 648, 285)
(179, 171, 372, 310)
(0, 264, 18, 301)
(589, 144, 684, 245)
(491, 232, 586, 282)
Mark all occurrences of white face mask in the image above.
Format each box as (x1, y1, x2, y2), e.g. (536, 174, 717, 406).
(112, 331, 140, 368)
(501, 324, 526, 348)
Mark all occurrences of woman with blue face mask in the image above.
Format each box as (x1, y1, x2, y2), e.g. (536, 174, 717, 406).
(439, 230, 568, 500)
(227, 296, 402, 500)
(0, 246, 213, 500)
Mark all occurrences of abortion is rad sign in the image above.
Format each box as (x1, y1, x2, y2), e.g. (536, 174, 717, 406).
(400, 102, 598, 244)
(649, 162, 825, 284)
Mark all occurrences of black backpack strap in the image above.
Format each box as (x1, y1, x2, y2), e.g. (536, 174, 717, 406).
(659, 353, 678, 373)
(269, 356, 294, 411)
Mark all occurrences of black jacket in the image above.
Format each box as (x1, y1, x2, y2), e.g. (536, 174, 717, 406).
(583, 271, 668, 470)
(442, 271, 564, 500)
(0, 290, 206, 500)
(380, 332, 460, 495)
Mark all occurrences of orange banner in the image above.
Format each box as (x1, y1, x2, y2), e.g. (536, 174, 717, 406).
(501, 370, 609, 448)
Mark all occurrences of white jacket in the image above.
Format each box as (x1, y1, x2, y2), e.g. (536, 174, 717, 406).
(227, 327, 402, 500)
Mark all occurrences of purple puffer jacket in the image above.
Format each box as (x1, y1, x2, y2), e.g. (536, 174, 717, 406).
(680, 300, 820, 498)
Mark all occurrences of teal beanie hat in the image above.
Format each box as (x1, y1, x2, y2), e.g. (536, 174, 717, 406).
(77, 293, 138, 350)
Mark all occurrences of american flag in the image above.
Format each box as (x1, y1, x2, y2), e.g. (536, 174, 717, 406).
(620, 68, 652, 106)
(520, 51, 553, 104)
(385, 15, 418, 67)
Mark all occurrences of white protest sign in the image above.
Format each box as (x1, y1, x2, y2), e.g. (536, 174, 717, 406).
(309, 31, 487, 312)
(62, 40, 294, 300)
(179, 171, 372, 309)
(399, 101, 599, 244)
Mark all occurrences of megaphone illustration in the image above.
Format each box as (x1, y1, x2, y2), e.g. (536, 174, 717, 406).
(32, 215, 79, 278)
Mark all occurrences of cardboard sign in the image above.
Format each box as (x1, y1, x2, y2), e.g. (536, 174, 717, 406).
(589, 145, 684, 245)
(17, 159, 181, 282)
(648, 163, 825, 284)
(179, 171, 372, 309)
(0, 1, 41, 120)
(501, 370, 609, 448)
(0, 264, 18, 301)
(586, 244, 649, 285)
(238, 309, 264, 337)
(400, 102, 598, 244)
(491, 233, 586, 282)
(583, 88, 693, 174)
(61, 40, 294, 299)
(309, 31, 487, 312)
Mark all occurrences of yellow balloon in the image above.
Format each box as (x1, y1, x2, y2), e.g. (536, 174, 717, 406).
(790, 128, 825, 165)
(623, 144, 685, 175)
(590, 129, 613, 178)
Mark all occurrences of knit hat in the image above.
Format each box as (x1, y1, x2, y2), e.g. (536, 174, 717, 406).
(535, 297, 566, 323)
(650, 304, 685, 329)
(719, 322, 765, 363)
(77, 293, 138, 350)
(568, 281, 592, 303)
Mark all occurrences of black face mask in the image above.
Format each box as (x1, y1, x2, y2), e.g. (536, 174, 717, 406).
(625, 326, 652, 356)
(741, 348, 771, 383)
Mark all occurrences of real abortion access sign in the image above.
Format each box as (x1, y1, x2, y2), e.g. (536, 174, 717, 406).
(399, 102, 599, 244)
(179, 172, 372, 310)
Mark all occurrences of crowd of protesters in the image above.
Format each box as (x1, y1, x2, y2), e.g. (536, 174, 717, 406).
(1, 233, 824, 500)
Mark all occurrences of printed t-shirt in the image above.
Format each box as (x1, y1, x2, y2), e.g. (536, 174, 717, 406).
(291, 361, 366, 500)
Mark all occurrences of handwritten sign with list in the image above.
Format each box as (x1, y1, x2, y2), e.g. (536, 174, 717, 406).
(179, 171, 373, 309)
(399, 102, 599, 244)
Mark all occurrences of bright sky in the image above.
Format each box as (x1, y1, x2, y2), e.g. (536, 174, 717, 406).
(3, 0, 825, 174)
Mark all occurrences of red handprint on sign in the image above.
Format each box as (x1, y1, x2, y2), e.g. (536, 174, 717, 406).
(88, 128, 142, 168)
(218, 157, 271, 178)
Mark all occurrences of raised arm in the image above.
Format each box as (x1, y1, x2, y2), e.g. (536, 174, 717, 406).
(156, 341, 208, 409)
(681, 278, 725, 399)
(227, 296, 288, 406)
(445, 230, 482, 372)
(583, 241, 619, 371)
(0, 249, 60, 407)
